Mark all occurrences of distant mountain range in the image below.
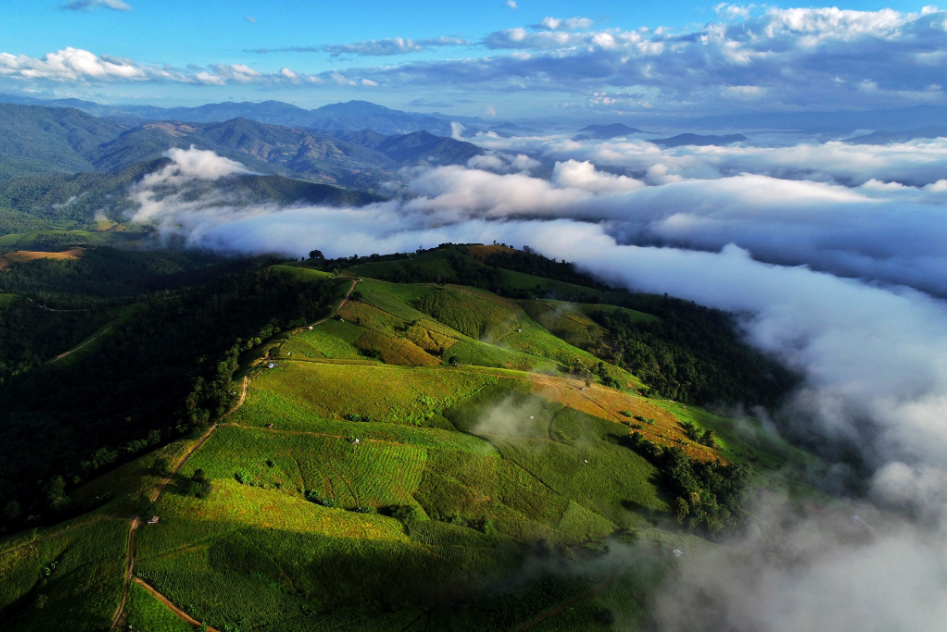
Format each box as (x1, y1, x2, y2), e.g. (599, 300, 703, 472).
(0, 94, 507, 137)
(690, 104, 947, 133)
(845, 126, 947, 145)
(0, 103, 484, 188)
(651, 133, 748, 148)
(574, 123, 644, 140)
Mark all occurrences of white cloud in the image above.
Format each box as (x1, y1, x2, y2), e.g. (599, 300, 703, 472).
(506, 0, 517, 8)
(61, 0, 132, 11)
(538, 16, 594, 30)
(0, 47, 347, 87)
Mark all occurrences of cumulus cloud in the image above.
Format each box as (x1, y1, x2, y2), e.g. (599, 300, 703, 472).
(342, 7, 947, 112)
(0, 47, 371, 86)
(535, 16, 594, 31)
(12, 6, 947, 111)
(61, 0, 132, 11)
(247, 37, 467, 57)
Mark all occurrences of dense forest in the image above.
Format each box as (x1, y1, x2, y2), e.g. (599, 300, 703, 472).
(595, 306, 797, 407)
(0, 246, 248, 307)
(0, 263, 336, 533)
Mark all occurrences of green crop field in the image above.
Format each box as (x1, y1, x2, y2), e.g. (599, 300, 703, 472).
(281, 319, 366, 360)
(235, 362, 502, 427)
(0, 519, 128, 631)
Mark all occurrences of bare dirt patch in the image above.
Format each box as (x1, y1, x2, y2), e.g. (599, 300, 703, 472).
(0, 247, 85, 271)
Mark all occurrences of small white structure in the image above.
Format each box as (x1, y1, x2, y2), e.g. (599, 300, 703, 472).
(353, 438, 361, 445)
(147, 516, 160, 525)
(529, 415, 535, 420)
(582, 459, 589, 464)
(308, 326, 314, 330)
(672, 549, 683, 557)
(268, 362, 276, 369)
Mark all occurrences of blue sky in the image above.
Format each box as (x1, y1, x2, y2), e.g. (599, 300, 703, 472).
(1, 1, 944, 116)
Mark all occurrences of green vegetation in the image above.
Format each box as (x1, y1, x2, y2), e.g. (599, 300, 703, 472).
(0, 519, 127, 630)
(0, 263, 338, 534)
(597, 304, 797, 405)
(0, 241, 827, 630)
(126, 582, 193, 632)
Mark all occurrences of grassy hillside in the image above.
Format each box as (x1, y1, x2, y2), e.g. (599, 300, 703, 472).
(0, 245, 828, 631)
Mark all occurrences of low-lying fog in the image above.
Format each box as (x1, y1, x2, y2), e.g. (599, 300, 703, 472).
(128, 134, 947, 630)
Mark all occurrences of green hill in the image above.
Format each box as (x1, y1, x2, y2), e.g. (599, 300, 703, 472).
(0, 244, 827, 631)
(0, 104, 127, 178)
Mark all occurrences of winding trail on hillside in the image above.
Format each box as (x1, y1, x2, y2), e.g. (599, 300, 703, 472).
(109, 279, 358, 630)
(51, 324, 114, 363)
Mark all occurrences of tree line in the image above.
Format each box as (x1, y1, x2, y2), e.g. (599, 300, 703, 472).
(0, 262, 335, 533)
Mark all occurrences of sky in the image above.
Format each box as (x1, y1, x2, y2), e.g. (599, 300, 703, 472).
(2, 1, 946, 117)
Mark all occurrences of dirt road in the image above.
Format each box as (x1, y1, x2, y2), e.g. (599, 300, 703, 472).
(132, 578, 221, 631)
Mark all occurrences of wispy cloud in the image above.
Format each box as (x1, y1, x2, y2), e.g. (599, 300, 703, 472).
(61, 0, 132, 11)
(408, 97, 454, 108)
(534, 16, 594, 30)
(247, 36, 468, 57)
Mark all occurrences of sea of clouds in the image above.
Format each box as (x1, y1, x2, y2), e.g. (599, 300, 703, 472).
(130, 136, 947, 630)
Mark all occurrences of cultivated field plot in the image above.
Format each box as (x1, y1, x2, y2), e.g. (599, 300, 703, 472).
(234, 361, 501, 426)
(0, 519, 128, 631)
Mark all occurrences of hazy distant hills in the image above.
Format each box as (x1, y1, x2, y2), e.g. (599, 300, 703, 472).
(334, 129, 484, 164)
(0, 103, 483, 188)
(574, 123, 644, 140)
(651, 133, 748, 148)
(692, 104, 947, 133)
(845, 126, 947, 145)
(0, 94, 492, 137)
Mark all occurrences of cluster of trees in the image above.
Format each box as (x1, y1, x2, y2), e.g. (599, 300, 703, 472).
(0, 262, 335, 533)
(0, 297, 113, 383)
(595, 306, 797, 407)
(624, 431, 751, 534)
(681, 420, 716, 447)
(481, 245, 611, 291)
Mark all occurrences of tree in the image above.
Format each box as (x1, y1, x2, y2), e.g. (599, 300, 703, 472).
(153, 457, 172, 477)
(187, 470, 212, 499)
(3, 500, 21, 522)
(137, 494, 156, 518)
(308, 249, 325, 261)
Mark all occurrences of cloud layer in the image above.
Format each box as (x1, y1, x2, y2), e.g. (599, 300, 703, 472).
(127, 146, 947, 630)
(8, 6, 947, 111)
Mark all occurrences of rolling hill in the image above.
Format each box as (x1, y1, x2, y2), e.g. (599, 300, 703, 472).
(0, 243, 826, 631)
